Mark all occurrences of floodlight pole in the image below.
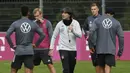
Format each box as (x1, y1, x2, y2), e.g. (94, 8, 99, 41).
(102, 0, 105, 15)
(39, 0, 43, 13)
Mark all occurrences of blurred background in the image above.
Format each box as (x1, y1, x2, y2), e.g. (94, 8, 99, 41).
(0, 0, 130, 31)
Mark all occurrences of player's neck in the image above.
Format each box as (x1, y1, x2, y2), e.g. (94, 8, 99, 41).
(93, 13, 99, 17)
(22, 16, 28, 18)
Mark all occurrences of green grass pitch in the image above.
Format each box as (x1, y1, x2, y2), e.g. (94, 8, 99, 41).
(0, 61, 130, 73)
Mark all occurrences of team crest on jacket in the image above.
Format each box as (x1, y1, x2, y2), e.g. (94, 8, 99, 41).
(102, 18, 112, 29)
(20, 22, 31, 33)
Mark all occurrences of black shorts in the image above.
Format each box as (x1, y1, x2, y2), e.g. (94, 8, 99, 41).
(97, 54, 115, 67)
(90, 51, 98, 66)
(90, 46, 97, 66)
(33, 49, 53, 66)
(11, 55, 34, 69)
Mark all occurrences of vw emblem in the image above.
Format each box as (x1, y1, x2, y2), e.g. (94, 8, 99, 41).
(102, 18, 112, 29)
(20, 22, 31, 33)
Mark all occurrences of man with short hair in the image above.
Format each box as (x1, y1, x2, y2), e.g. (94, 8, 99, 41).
(89, 8, 124, 73)
(83, 3, 101, 73)
(6, 6, 45, 73)
(33, 8, 56, 73)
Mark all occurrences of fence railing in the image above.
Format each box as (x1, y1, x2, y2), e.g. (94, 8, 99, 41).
(0, 0, 130, 31)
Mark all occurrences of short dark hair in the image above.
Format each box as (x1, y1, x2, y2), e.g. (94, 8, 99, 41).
(61, 7, 73, 18)
(105, 8, 115, 15)
(21, 5, 29, 16)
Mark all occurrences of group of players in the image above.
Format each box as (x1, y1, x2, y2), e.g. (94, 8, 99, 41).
(5, 2, 124, 73)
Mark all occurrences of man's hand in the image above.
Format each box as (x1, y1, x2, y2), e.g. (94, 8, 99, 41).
(68, 25, 73, 31)
(48, 49, 53, 57)
(36, 17, 43, 23)
(32, 44, 36, 48)
(89, 48, 95, 54)
(12, 46, 16, 50)
(84, 33, 87, 39)
(116, 56, 120, 60)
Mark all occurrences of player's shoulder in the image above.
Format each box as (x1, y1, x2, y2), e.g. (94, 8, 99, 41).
(57, 20, 63, 24)
(84, 16, 93, 21)
(114, 19, 120, 25)
(14, 18, 21, 22)
(44, 18, 52, 25)
(106, 15, 119, 23)
(72, 19, 79, 23)
(70, 19, 80, 27)
(54, 20, 62, 28)
(87, 16, 93, 19)
(12, 19, 21, 25)
(44, 18, 50, 22)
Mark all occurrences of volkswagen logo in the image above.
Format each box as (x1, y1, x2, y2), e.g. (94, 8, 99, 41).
(20, 22, 31, 33)
(102, 18, 112, 29)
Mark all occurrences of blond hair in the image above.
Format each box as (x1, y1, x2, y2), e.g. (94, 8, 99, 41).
(90, 2, 99, 8)
(33, 8, 42, 14)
